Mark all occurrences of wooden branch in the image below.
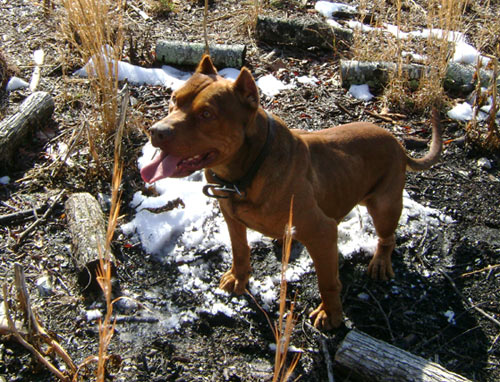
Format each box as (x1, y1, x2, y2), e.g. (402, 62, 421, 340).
(2, 263, 77, 381)
(335, 330, 472, 381)
(0, 205, 48, 225)
(156, 40, 246, 68)
(256, 15, 353, 50)
(64, 192, 118, 295)
(2, 284, 70, 382)
(13, 190, 65, 249)
(440, 269, 500, 328)
(0, 91, 54, 168)
(14, 264, 77, 373)
(340, 60, 499, 95)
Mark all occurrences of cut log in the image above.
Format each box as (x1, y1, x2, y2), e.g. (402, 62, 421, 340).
(340, 60, 428, 92)
(335, 330, 472, 382)
(0, 91, 54, 168)
(340, 59, 499, 95)
(156, 40, 246, 68)
(65, 192, 118, 296)
(256, 15, 353, 50)
(445, 61, 498, 94)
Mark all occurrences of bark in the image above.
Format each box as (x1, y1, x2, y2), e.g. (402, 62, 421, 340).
(340, 59, 499, 94)
(65, 192, 118, 296)
(335, 330, 472, 382)
(445, 61, 498, 94)
(256, 15, 353, 50)
(0, 91, 54, 168)
(156, 40, 246, 68)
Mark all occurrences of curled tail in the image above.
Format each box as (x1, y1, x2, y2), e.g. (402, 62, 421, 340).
(406, 108, 443, 171)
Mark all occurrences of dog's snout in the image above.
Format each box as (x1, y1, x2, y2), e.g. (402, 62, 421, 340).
(149, 122, 175, 146)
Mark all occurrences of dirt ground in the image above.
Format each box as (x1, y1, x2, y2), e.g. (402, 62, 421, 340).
(1, 0, 499, 381)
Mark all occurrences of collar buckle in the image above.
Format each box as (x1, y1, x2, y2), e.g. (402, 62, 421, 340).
(202, 183, 246, 199)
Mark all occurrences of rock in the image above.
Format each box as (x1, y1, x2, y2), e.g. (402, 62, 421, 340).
(36, 275, 53, 297)
(477, 157, 492, 170)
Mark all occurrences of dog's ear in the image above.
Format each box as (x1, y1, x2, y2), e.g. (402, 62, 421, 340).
(233, 67, 259, 109)
(196, 54, 218, 75)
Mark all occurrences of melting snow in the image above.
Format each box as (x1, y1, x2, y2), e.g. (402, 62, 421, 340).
(122, 141, 452, 329)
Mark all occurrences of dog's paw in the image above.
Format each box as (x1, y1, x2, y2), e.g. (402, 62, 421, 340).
(367, 258, 395, 281)
(219, 271, 247, 295)
(309, 303, 343, 330)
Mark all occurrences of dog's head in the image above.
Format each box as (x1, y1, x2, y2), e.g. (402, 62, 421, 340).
(141, 55, 260, 183)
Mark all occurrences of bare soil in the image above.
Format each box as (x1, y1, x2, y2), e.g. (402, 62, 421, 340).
(1, 1, 499, 381)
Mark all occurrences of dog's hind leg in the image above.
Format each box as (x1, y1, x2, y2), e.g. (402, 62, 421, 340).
(365, 192, 403, 281)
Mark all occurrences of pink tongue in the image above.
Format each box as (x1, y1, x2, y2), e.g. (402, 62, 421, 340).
(140, 151, 181, 183)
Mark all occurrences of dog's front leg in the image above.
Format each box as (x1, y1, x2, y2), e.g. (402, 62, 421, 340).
(219, 209, 251, 295)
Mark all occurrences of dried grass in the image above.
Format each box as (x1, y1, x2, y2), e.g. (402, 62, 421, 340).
(353, 0, 468, 112)
(59, 0, 128, 378)
(59, 0, 125, 160)
(248, 197, 301, 382)
(272, 197, 301, 382)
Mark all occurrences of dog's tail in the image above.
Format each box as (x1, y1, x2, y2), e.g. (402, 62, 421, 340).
(406, 108, 443, 171)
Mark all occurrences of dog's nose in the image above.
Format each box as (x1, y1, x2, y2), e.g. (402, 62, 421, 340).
(149, 121, 175, 146)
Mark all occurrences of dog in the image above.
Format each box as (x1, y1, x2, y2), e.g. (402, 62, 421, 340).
(140, 55, 442, 329)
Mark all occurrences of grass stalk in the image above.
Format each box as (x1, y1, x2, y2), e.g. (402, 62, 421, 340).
(60, 0, 127, 378)
(94, 89, 125, 381)
(60, 0, 124, 149)
(272, 196, 301, 382)
(246, 196, 301, 381)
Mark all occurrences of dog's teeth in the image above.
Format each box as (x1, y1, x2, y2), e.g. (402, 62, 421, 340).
(151, 148, 159, 160)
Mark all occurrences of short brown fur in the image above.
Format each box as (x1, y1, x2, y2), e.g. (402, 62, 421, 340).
(147, 55, 442, 329)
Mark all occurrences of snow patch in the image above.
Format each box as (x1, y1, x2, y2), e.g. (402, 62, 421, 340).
(348, 84, 374, 101)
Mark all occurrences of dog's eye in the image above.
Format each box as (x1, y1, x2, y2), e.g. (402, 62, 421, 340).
(201, 110, 213, 119)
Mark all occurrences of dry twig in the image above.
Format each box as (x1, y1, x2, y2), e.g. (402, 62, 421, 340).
(461, 264, 500, 278)
(13, 189, 65, 249)
(1, 264, 77, 381)
(440, 269, 500, 328)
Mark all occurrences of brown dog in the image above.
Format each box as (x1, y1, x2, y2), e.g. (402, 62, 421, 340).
(141, 55, 442, 329)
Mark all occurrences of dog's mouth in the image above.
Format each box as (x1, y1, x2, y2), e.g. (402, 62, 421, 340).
(140, 150, 217, 183)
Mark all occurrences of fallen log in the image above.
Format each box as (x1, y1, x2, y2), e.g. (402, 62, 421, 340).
(0, 91, 54, 168)
(156, 40, 246, 68)
(256, 15, 353, 50)
(335, 330, 472, 382)
(65, 192, 118, 296)
(340, 60, 499, 95)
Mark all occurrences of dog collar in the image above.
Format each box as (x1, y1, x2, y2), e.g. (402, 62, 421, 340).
(203, 111, 276, 199)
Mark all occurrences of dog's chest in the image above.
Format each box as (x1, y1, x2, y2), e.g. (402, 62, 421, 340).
(222, 199, 284, 239)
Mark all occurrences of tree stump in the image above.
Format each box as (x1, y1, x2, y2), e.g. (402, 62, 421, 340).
(0, 91, 54, 168)
(335, 330, 472, 382)
(65, 192, 118, 296)
(256, 15, 353, 50)
(156, 40, 246, 68)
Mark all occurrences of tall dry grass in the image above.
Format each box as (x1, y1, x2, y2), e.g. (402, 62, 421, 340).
(248, 197, 301, 382)
(59, 0, 127, 378)
(272, 197, 301, 382)
(95, 152, 123, 381)
(353, 0, 468, 112)
(60, 0, 125, 163)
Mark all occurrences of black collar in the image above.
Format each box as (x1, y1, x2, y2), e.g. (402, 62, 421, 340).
(202, 111, 276, 199)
